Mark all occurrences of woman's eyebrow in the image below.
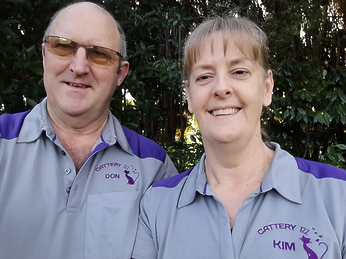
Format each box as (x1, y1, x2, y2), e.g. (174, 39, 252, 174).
(191, 64, 214, 73)
(228, 57, 253, 66)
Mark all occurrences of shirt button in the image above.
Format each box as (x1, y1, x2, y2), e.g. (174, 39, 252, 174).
(64, 168, 71, 175)
(66, 187, 71, 193)
(61, 150, 66, 156)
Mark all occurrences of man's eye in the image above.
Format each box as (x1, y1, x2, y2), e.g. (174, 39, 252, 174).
(94, 50, 107, 57)
(56, 43, 74, 49)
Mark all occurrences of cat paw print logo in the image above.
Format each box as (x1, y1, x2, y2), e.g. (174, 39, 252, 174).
(123, 169, 139, 185)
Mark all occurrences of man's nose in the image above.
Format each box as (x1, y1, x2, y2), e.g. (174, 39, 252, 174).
(69, 47, 90, 74)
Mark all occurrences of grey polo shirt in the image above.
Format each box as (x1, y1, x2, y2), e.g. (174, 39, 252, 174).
(0, 98, 178, 259)
(132, 143, 346, 259)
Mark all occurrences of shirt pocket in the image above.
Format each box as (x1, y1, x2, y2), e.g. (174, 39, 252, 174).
(85, 191, 141, 259)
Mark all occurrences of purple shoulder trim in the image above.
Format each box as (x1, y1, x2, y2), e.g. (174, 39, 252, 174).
(122, 126, 166, 163)
(0, 110, 30, 140)
(295, 157, 346, 181)
(153, 168, 193, 188)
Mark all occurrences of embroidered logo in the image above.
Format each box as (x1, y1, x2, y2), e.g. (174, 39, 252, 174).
(300, 230, 328, 259)
(95, 162, 140, 185)
(257, 223, 329, 258)
(123, 165, 139, 185)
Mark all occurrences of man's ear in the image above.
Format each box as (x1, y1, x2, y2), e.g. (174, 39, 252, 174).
(263, 69, 274, 107)
(117, 61, 129, 86)
(42, 43, 46, 70)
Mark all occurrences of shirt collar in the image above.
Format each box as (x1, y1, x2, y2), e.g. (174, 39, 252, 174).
(17, 98, 53, 143)
(178, 153, 208, 208)
(17, 98, 134, 155)
(177, 143, 302, 208)
(103, 112, 134, 155)
(260, 142, 302, 204)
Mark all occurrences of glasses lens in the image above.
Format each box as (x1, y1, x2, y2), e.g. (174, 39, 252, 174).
(87, 46, 116, 66)
(45, 36, 121, 66)
(46, 37, 77, 57)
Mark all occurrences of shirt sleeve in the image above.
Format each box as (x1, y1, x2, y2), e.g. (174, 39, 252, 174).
(131, 189, 158, 259)
(343, 199, 346, 259)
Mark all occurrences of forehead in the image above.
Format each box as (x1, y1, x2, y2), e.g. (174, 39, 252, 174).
(191, 31, 256, 67)
(49, 3, 119, 49)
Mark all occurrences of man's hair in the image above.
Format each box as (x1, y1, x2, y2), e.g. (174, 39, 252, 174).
(43, 1, 127, 59)
(183, 16, 269, 83)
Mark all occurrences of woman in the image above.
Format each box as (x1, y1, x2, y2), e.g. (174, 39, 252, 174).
(132, 16, 346, 259)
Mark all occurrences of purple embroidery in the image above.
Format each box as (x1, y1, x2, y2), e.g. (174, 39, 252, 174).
(300, 236, 328, 259)
(124, 169, 139, 185)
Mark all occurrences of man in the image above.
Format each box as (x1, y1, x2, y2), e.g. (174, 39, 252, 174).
(0, 2, 178, 259)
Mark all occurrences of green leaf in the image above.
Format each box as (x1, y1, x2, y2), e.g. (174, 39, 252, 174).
(298, 108, 306, 115)
(337, 154, 345, 162)
(300, 123, 307, 129)
(3, 89, 15, 95)
(284, 109, 290, 118)
(322, 69, 327, 77)
(26, 98, 37, 108)
(296, 112, 302, 121)
(314, 113, 323, 124)
(337, 91, 346, 103)
(290, 109, 295, 119)
(30, 66, 43, 75)
(334, 144, 346, 150)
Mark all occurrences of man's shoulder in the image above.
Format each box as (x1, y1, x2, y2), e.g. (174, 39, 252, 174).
(0, 110, 31, 140)
(152, 168, 193, 189)
(121, 126, 167, 162)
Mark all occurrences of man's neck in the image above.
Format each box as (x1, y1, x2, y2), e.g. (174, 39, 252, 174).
(47, 108, 109, 172)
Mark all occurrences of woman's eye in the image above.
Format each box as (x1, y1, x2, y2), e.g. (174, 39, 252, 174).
(233, 70, 249, 77)
(196, 75, 211, 82)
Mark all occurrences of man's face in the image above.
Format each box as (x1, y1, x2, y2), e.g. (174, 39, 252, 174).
(42, 3, 128, 122)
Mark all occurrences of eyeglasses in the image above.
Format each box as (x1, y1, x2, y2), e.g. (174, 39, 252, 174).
(43, 35, 123, 66)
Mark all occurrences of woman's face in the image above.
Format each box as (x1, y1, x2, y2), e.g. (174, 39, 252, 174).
(186, 31, 274, 147)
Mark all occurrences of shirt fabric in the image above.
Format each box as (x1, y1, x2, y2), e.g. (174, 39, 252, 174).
(0, 98, 178, 259)
(132, 142, 346, 259)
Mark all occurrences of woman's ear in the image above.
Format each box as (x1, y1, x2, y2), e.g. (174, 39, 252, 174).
(263, 70, 274, 107)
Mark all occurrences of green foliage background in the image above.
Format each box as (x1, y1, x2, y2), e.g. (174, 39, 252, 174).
(1, 0, 346, 171)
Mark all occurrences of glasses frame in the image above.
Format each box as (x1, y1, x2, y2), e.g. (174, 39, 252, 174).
(43, 35, 123, 66)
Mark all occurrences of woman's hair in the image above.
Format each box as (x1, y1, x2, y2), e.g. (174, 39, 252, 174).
(183, 16, 269, 83)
